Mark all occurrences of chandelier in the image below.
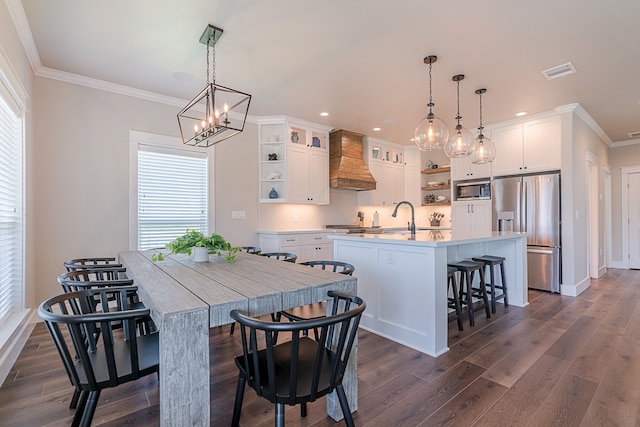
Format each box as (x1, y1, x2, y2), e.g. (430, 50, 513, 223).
(177, 25, 251, 147)
(470, 88, 496, 164)
(414, 55, 449, 151)
(444, 74, 475, 158)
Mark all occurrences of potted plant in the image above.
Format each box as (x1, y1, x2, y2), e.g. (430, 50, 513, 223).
(151, 229, 240, 262)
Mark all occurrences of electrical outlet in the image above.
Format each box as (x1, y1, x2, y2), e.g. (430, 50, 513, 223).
(387, 252, 395, 265)
(293, 214, 299, 223)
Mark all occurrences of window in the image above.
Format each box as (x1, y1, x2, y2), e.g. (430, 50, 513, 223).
(0, 87, 24, 327)
(129, 131, 212, 250)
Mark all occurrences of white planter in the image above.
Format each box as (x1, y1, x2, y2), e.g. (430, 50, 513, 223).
(192, 246, 209, 262)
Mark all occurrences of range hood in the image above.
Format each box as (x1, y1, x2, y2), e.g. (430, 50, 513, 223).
(329, 129, 376, 190)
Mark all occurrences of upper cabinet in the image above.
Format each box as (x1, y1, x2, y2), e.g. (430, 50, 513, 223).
(258, 116, 331, 204)
(358, 138, 405, 206)
(450, 154, 492, 182)
(491, 115, 561, 177)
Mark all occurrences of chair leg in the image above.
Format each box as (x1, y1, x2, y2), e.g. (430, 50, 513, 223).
(71, 391, 89, 427)
(488, 264, 497, 313)
(231, 376, 246, 427)
(336, 384, 355, 427)
(275, 403, 285, 427)
(500, 262, 509, 307)
(70, 388, 80, 409)
(229, 322, 235, 335)
(80, 390, 100, 427)
(301, 402, 308, 417)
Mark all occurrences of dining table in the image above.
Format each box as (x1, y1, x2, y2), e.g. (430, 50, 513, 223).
(118, 250, 358, 426)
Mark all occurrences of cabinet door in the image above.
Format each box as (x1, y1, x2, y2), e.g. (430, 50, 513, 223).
(390, 164, 404, 205)
(287, 146, 309, 203)
(492, 124, 524, 177)
(451, 156, 473, 181)
(470, 200, 492, 233)
(451, 202, 473, 234)
(309, 150, 329, 204)
(523, 116, 561, 173)
(404, 165, 421, 207)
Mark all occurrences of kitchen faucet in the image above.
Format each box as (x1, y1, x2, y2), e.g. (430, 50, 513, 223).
(391, 201, 416, 236)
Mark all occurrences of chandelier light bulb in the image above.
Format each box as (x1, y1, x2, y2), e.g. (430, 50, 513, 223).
(444, 74, 475, 158)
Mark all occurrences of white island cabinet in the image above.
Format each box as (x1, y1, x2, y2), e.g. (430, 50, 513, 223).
(331, 230, 528, 357)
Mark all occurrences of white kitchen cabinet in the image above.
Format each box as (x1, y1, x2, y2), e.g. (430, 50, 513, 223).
(403, 147, 422, 207)
(451, 155, 492, 181)
(258, 116, 331, 204)
(451, 200, 492, 234)
(358, 138, 405, 206)
(258, 232, 334, 263)
(491, 115, 561, 177)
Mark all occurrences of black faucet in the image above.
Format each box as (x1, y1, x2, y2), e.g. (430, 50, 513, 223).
(391, 201, 416, 236)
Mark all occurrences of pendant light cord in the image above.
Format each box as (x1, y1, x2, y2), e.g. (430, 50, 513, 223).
(428, 60, 433, 114)
(478, 91, 484, 135)
(456, 79, 462, 125)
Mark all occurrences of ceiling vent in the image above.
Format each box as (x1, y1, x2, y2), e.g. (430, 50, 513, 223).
(542, 62, 577, 80)
(628, 131, 640, 139)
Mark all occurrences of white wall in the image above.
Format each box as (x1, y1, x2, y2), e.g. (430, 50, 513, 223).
(562, 111, 610, 295)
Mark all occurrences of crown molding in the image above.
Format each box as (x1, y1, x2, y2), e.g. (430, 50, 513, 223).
(610, 138, 640, 148)
(556, 103, 612, 146)
(5, 0, 41, 74)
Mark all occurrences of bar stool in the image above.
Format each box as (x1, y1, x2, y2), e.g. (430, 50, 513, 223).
(447, 266, 464, 331)
(472, 255, 509, 313)
(448, 260, 491, 327)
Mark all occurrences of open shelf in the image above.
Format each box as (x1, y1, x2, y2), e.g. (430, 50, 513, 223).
(421, 166, 450, 175)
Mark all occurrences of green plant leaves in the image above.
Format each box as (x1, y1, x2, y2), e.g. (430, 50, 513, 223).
(162, 230, 240, 262)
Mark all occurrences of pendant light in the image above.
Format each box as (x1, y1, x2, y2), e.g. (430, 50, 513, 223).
(414, 55, 449, 151)
(470, 88, 496, 164)
(444, 74, 475, 158)
(177, 24, 252, 147)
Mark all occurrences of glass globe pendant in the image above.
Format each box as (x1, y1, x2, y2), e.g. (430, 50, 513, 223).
(470, 88, 496, 164)
(444, 74, 475, 158)
(414, 56, 449, 151)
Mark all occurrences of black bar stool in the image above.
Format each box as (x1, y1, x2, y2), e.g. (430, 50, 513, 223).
(448, 260, 491, 327)
(472, 255, 509, 313)
(447, 266, 464, 331)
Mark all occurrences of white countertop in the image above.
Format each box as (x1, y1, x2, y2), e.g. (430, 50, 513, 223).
(330, 230, 528, 247)
(258, 226, 451, 234)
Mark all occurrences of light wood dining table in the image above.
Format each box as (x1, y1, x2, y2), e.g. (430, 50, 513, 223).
(118, 250, 358, 426)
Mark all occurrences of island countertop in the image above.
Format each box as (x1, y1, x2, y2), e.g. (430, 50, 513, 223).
(330, 230, 528, 247)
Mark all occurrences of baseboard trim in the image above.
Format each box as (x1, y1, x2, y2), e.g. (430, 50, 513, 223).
(0, 309, 36, 386)
(561, 276, 591, 297)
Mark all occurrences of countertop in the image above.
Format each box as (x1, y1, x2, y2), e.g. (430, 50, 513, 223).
(258, 226, 451, 234)
(330, 230, 528, 247)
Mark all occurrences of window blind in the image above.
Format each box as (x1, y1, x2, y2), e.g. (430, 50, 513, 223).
(137, 145, 208, 250)
(0, 93, 23, 327)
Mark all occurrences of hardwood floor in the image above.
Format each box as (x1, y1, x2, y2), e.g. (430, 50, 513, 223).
(2, 268, 640, 426)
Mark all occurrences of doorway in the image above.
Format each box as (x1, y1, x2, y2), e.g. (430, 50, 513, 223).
(622, 166, 640, 269)
(587, 153, 599, 278)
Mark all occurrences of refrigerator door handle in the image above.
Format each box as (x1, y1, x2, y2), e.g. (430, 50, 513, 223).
(528, 248, 554, 254)
(522, 180, 528, 232)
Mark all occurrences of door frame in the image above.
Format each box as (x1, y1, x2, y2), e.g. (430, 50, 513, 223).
(587, 152, 599, 278)
(621, 165, 640, 269)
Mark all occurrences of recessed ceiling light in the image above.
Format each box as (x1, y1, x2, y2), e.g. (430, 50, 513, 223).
(319, 112, 329, 117)
(515, 111, 528, 117)
(372, 127, 381, 132)
(172, 71, 195, 81)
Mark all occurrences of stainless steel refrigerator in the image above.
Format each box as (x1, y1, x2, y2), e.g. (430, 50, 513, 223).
(492, 173, 561, 292)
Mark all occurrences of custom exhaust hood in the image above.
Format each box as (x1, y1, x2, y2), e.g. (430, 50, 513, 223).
(329, 129, 376, 190)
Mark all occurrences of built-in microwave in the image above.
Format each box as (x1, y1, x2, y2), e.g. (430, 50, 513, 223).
(455, 180, 491, 200)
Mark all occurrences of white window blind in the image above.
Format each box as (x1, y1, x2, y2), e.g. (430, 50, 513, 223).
(0, 92, 23, 327)
(137, 144, 208, 250)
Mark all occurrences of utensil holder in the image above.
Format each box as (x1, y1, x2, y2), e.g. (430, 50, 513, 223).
(430, 220, 441, 227)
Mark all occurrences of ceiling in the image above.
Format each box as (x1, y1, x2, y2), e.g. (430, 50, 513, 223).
(11, 0, 640, 145)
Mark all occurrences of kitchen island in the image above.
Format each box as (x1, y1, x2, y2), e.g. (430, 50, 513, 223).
(331, 230, 528, 357)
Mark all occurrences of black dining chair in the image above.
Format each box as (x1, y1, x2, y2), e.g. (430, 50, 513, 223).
(38, 287, 159, 427)
(277, 261, 355, 339)
(241, 246, 262, 255)
(63, 257, 122, 271)
(57, 268, 155, 409)
(230, 290, 365, 427)
(259, 252, 298, 263)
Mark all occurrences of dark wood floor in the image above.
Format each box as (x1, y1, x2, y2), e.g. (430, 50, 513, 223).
(2, 268, 640, 426)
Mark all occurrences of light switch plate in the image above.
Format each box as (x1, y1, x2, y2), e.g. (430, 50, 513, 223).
(231, 211, 246, 220)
